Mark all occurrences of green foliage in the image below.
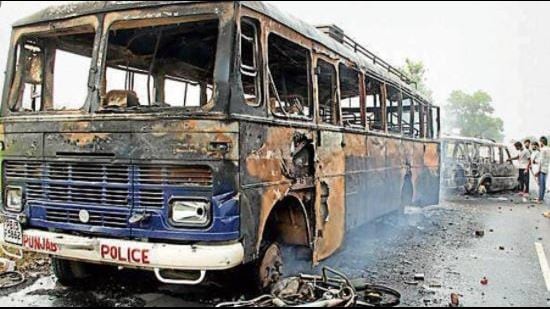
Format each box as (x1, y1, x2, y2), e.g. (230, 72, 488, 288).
(401, 58, 433, 100)
(443, 90, 505, 142)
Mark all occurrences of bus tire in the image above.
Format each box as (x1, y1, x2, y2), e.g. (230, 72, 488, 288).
(478, 178, 491, 195)
(51, 257, 92, 287)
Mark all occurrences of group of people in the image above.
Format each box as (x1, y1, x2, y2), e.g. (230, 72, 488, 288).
(510, 136, 550, 204)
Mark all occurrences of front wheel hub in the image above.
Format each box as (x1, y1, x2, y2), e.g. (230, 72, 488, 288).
(258, 243, 283, 290)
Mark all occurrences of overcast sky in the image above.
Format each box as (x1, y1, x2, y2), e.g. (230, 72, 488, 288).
(1, 1, 549, 141)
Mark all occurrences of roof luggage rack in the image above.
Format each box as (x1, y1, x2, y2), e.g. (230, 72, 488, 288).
(316, 24, 415, 88)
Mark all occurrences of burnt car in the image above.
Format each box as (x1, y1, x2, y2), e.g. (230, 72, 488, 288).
(441, 137, 518, 194)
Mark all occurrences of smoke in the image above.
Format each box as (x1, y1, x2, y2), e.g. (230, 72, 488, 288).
(282, 201, 439, 279)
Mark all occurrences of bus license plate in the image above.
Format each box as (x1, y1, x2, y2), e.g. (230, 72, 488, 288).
(3, 220, 22, 245)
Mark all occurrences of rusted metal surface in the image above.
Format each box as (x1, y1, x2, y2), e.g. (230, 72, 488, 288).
(0, 1, 441, 277)
(441, 137, 517, 194)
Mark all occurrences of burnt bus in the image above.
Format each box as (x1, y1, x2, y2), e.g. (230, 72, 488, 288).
(0, 1, 440, 289)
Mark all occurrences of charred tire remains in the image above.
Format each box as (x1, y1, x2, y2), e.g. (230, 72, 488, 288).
(257, 243, 283, 291)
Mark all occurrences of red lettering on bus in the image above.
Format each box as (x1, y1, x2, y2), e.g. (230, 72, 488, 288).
(100, 245, 151, 265)
(22, 235, 58, 253)
(142, 249, 150, 264)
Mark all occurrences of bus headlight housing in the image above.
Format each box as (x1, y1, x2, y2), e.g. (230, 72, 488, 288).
(170, 199, 211, 227)
(5, 186, 23, 213)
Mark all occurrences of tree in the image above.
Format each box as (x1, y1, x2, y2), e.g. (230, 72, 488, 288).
(443, 90, 504, 142)
(400, 58, 433, 100)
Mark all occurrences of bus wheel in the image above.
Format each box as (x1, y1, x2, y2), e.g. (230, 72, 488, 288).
(51, 257, 93, 287)
(257, 242, 283, 291)
(478, 180, 490, 195)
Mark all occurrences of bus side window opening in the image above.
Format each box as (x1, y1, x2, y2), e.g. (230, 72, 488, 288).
(413, 100, 422, 138)
(339, 64, 362, 128)
(240, 18, 262, 106)
(317, 60, 339, 125)
(402, 92, 415, 137)
(386, 84, 402, 134)
(365, 75, 384, 131)
(267, 33, 311, 118)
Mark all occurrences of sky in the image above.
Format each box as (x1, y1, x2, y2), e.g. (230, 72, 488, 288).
(1, 1, 549, 141)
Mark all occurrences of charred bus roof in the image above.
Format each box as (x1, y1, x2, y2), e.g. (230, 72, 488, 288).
(13, 1, 434, 107)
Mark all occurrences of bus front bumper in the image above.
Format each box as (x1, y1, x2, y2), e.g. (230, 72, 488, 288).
(0, 227, 244, 280)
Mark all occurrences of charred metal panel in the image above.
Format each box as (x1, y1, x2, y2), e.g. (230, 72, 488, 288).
(409, 142, 441, 206)
(343, 132, 368, 231)
(314, 130, 345, 262)
(362, 136, 387, 223)
(418, 142, 441, 205)
(3, 133, 43, 158)
(239, 121, 314, 261)
(33, 120, 239, 162)
(383, 138, 404, 216)
(1, 118, 240, 244)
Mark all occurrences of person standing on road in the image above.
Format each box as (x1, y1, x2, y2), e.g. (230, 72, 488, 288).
(509, 141, 531, 197)
(529, 142, 541, 197)
(537, 137, 550, 204)
(523, 139, 532, 195)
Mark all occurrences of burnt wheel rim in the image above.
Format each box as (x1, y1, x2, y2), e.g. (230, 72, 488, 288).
(259, 243, 283, 290)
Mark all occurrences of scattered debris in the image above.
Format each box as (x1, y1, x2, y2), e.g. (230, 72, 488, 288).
(475, 230, 485, 237)
(0, 271, 25, 289)
(0, 258, 16, 273)
(480, 277, 489, 285)
(216, 267, 401, 307)
(0, 257, 26, 289)
(450, 293, 460, 307)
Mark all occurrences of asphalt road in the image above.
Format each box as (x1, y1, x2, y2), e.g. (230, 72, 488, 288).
(0, 193, 549, 307)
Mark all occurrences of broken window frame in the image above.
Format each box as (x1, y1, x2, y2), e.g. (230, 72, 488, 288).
(99, 12, 222, 112)
(267, 32, 313, 121)
(6, 16, 100, 115)
(316, 58, 340, 126)
(385, 83, 403, 135)
(493, 146, 503, 164)
(401, 91, 415, 138)
(434, 106, 441, 139)
(427, 105, 435, 139)
(239, 17, 262, 107)
(364, 73, 385, 132)
(479, 144, 492, 161)
(339, 63, 364, 129)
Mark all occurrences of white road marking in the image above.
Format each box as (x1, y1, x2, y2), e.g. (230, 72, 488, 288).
(535, 242, 550, 292)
